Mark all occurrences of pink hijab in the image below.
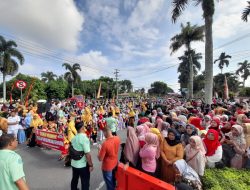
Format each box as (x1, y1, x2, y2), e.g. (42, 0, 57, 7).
(136, 125, 146, 141)
(155, 118, 163, 131)
(185, 135, 206, 160)
(124, 127, 140, 166)
(144, 133, 160, 159)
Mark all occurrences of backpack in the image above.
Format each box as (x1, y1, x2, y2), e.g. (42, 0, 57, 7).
(69, 144, 85, 160)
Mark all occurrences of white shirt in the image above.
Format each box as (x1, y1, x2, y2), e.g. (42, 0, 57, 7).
(7, 116, 20, 131)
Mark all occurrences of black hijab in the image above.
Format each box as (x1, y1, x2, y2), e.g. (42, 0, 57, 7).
(165, 128, 181, 146)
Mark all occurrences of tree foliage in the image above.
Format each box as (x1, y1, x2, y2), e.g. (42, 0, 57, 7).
(148, 81, 173, 96)
(41, 71, 57, 83)
(178, 50, 202, 89)
(242, 1, 250, 22)
(214, 52, 232, 74)
(213, 73, 240, 98)
(236, 60, 250, 87)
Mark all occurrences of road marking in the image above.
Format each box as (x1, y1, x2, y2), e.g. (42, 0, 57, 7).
(95, 181, 105, 190)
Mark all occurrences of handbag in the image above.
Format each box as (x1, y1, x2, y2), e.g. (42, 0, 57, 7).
(69, 144, 85, 160)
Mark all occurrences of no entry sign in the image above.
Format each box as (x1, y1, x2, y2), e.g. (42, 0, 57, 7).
(16, 80, 27, 89)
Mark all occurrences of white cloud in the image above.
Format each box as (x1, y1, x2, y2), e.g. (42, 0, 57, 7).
(0, 0, 84, 51)
(213, 1, 247, 39)
(75, 50, 111, 79)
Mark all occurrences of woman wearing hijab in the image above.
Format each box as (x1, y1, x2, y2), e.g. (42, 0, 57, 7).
(136, 125, 146, 148)
(139, 133, 160, 177)
(160, 128, 184, 184)
(181, 124, 197, 147)
(121, 127, 140, 168)
(161, 122, 170, 138)
(236, 114, 247, 125)
(225, 125, 246, 169)
(151, 110, 157, 123)
(203, 129, 223, 168)
(174, 159, 202, 190)
(184, 136, 206, 176)
(201, 115, 211, 130)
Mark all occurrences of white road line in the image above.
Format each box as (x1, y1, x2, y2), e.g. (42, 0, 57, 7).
(95, 181, 105, 190)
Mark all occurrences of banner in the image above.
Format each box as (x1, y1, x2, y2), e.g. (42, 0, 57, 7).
(36, 129, 65, 151)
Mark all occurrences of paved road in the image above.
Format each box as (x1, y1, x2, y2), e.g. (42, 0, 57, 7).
(16, 129, 127, 190)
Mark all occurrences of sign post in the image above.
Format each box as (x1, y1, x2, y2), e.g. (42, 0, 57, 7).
(15, 80, 27, 103)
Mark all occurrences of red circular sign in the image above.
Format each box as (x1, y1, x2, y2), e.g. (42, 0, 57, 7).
(16, 80, 27, 89)
(77, 101, 84, 108)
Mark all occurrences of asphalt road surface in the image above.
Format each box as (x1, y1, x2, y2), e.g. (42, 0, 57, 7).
(16, 129, 127, 190)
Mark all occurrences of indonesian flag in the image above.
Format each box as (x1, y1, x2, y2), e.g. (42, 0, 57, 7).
(224, 75, 229, 100)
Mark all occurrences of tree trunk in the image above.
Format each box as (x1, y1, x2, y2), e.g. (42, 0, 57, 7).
(71, 82, 74, 97)
(3, 73, 6, 102)
(188, 48, 194, 99)
(204, 15, 213, 104)
(243, 79, 245, 87)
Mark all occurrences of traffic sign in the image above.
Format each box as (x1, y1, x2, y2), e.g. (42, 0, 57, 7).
(16, 80, 27, 89)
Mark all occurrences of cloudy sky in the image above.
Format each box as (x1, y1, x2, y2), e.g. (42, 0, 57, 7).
(0, 0, 249, 92)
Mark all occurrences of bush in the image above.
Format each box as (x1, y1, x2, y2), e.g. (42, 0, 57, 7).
(202, 168, 250, 190)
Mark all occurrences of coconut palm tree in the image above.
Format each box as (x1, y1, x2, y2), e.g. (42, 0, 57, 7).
(172, 0, 216, 104)
(178, 50, 202, 91)
(236, 60, 250, 87)
(214, 52, 232, 74)
(0, 35, 24, 102)
(41, 71, 57, 83)
(242, 1, 250, 22)
(170, 22, 204, 99)
(62, 63, 81, 97)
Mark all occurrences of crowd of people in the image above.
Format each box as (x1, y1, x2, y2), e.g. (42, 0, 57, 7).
(0, 97, 250, 190)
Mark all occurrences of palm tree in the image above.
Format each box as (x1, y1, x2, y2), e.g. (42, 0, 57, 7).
(170, 22, 204, 99)
(62, 63, 81, 97)
(236, 60, 250, 87)
(178, 50, 202, 90)
(242, 1, 250, 22)
(214, 52, 232, 74)
(0, 35, 24, 102)
(41, 71, 57, 83)
(172, 0, 216, 104)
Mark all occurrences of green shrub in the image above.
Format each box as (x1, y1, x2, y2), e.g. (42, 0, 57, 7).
(202, 168, 250, 190)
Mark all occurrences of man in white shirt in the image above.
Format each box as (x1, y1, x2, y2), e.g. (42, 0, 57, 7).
(7, 110, 20, 138)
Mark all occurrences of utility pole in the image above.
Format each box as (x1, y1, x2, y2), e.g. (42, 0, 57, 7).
(114, 69, 120, 100)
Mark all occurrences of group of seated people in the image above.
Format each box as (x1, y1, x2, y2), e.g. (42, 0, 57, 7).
(119, 106, 250, 190)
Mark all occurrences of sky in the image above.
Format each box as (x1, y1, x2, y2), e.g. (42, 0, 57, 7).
(0, 0, 249, 93)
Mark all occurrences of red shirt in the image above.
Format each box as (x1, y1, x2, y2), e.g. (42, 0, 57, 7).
(98, 136, 121, 171)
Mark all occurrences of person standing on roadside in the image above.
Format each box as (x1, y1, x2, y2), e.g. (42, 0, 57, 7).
(105, 112, 118, 136)
(0, 134, 29, 190)
(71, 122, 94, 190)
(98, 127, 121, 190)
(7, 110, 20, 138)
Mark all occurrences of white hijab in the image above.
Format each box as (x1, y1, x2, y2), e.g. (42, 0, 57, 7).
(174, 159, 201, 183)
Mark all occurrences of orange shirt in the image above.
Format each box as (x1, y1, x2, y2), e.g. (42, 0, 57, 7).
(98, 136, 121, 171)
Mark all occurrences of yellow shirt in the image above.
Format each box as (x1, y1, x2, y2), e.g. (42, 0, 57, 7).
(30, 118, 43, 128)
(67, 120, 77, 142)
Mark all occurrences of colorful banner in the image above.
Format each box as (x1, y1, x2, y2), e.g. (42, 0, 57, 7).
(36, 129, 65, 151)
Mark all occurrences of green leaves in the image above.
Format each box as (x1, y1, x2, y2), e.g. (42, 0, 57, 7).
(242, 1, 250, 22)
(202, 168, 250, 190)
(148, 81, 174, 95)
